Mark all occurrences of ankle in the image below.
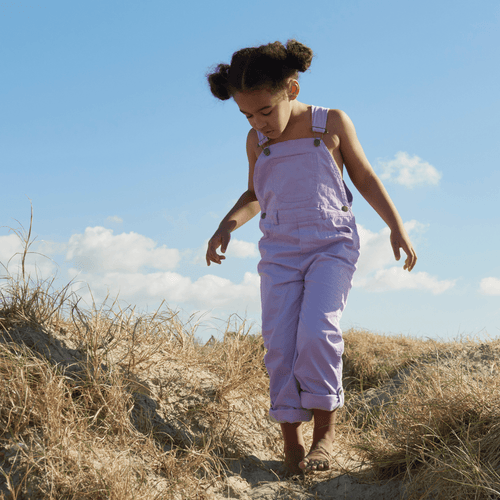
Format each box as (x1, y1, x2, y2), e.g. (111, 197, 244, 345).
(281, 422, 304, 447)
(312, 409, 336, 443)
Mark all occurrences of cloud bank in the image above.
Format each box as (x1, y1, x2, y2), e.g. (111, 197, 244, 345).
(377, 151, 442, 188)
(354, 221, 455, 294)
(1, 221, 456, 318)
(66, 227, 181, 273)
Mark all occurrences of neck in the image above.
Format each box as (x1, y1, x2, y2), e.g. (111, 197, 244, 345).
(287, 99, 304, 127)
(290, 99, 301, 116)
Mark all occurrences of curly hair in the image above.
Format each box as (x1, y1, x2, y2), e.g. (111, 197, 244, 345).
(207, 39, 313, 101)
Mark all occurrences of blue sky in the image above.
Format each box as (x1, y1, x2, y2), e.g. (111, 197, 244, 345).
(1, 0, 499, 341)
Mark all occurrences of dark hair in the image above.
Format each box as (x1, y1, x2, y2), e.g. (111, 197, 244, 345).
(207, 39, 313, 101)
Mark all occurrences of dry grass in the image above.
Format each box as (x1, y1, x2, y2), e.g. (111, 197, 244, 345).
(2, 216, 500, 499)
(341, 335, 500, 499)
(0, 280, 232, 499)
(0, 218, 274, 499)
(342, 328, 440, 392)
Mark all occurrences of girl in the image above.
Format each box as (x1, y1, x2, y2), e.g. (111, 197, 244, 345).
(205, 40, 416, 477)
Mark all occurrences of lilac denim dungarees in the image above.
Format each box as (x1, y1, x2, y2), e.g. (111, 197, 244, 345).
(254, 106, 360, 424)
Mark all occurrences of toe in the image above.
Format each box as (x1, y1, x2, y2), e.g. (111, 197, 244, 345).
(300, 460, 316, 472)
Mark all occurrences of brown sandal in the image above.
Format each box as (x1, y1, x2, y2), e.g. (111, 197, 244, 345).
(299, 444, 331, 472)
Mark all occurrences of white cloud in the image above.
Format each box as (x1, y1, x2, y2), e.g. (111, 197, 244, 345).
(355, 225, 393, 278)
(377, 151, 442, 188)
(0, 234, 24, 266)
(66, 227, 180, 273)
(1, 227, 262, 320)
(355, 220, 427, 278)
(480, 277, 500, 296)
(354, 221, 455, 294)
(225, 239, 259, 259)
(359, 267, 455, 294)
(184, 272, 259, 309)
(106, 216, 123, 224)
(48, 227, 259, 312)
(1, 220, 456, 322)
(193, 238, 259, 265)
(37, 240, 67, 256)
(68, 269, 260, 313)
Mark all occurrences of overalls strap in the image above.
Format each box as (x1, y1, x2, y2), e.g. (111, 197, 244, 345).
(311, 106, 328, 133)
(257, 130, 269, 146)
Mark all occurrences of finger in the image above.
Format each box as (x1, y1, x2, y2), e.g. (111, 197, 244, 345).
(208, 236, 221, 256)
(206, 252, 218, 266)
(404, 247, 417, 272)
(408, 251, 417, 272)
(208, 246, 226, 265)
(206, 244, 219, 266)
(405, 257, 413, 272)
(392, 242, 401, 261)
(404, 256, 410, 271)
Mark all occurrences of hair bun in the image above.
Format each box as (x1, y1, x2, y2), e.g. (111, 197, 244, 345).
(285, 39, 313, 73)
(207, 40, 314, 100)
(207, 63, 232, 100)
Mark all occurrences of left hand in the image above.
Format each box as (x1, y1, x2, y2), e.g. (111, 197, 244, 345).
(390, 227, 417, 272)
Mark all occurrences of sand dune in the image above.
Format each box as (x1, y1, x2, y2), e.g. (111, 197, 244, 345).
(1, 275, 499, 498)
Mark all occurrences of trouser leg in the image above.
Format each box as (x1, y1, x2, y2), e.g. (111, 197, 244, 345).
(294, 249, 357, 412)
(260, 263, 313, 423)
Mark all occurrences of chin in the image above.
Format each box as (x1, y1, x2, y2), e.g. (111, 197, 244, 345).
(265, 130, 281, 138)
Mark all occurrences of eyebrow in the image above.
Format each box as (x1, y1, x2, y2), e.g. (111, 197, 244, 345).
(239, 105, 272, 115)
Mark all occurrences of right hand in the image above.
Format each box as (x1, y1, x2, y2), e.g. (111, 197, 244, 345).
(206, 226, 231, 266)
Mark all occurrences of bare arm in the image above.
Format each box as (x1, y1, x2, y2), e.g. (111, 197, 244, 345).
(206, 130, 261, 266)
(334, 110, 417, 271)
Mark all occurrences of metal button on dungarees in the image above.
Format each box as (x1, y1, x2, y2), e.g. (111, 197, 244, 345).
(342, 206, 349, 212)
(263, 148, 270, 156)
(314, 138, 321, 147)
(261, 213, 266, 219)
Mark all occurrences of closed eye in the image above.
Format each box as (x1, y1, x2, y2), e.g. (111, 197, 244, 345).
(244, 111, 271, 119)
(239, 106, 273, 118)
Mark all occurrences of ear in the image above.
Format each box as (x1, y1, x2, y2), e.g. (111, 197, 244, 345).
(288, 79, 300, 100)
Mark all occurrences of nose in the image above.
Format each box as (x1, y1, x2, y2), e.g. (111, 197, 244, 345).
(251, 117, 267, 131)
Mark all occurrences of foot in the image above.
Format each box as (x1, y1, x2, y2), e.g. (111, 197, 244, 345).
(277, 422, 305, 479)
(299, 438, 332, 472)
(278, 446, 305, 478)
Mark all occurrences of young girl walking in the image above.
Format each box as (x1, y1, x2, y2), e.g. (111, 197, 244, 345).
(205, 39, 417, 477)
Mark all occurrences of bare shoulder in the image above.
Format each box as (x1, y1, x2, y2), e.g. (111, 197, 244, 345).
(326, 109, 355, 136)
(246, 128, 260, 161)
(247, 127, 258, 144)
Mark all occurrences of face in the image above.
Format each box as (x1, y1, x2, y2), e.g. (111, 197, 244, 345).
(233, 87, 294, 139)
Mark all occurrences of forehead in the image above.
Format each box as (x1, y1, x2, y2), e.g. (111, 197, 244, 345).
(233, 89, 285, 113)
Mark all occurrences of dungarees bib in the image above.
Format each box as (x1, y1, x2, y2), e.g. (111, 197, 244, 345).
(254, 106, 360, 423)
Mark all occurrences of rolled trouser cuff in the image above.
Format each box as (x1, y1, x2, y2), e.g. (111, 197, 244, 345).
(301, 388, 344, 412)
(269, 407, 313, 424)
